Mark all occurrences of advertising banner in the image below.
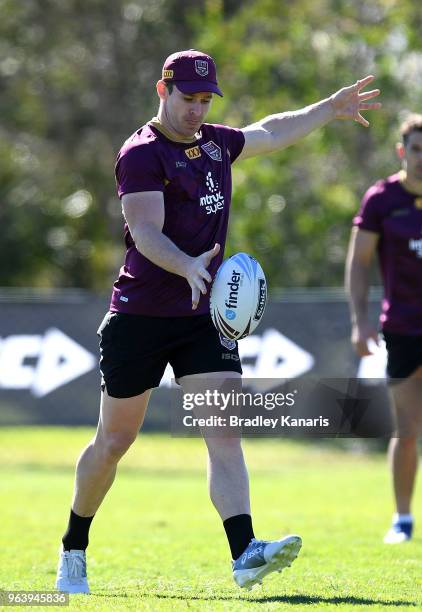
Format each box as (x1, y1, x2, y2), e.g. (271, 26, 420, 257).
(0, 288, 391, 433)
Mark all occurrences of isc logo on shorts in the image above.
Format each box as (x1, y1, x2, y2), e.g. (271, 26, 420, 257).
(222, 353, 240, 361)
(185, 146, 201, 160)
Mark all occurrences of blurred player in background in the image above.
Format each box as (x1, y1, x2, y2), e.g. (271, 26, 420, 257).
(56, 49, 381, 593)
(346, 114, 422, 544)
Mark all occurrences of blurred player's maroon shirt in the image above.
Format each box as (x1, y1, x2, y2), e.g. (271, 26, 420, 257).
(354, 173, 422, 334)
(111, 120, 245, 316)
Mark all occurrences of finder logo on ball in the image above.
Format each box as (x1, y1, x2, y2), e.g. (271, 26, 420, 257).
(210, 252, 267, 341)
(225, 270, 242, 307)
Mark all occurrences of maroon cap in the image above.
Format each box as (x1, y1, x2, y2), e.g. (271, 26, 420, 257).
(162, 49, 223, 97)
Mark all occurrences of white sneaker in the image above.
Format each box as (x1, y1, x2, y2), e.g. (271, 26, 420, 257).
(232, 535, 302, 590)
(55, 549, 90, 594)
(383, 521, 413, 544)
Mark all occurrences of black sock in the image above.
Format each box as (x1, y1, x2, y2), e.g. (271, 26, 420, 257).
(223, 514, 255, 560)
(62, 509, 94, 551)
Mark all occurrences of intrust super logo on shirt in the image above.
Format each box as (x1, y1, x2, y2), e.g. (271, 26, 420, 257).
(185, 146, 201, 160)
(200, 171, 224, 215)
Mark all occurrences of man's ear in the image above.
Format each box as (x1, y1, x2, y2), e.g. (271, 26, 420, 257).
(156, 80, 168, 100)
(396, 142, 405, 160)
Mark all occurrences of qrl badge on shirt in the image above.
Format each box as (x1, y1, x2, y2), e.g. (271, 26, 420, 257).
(201, 141, 222, 162)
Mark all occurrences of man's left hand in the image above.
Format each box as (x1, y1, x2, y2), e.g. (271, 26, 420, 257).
(330, 75, 381, 127)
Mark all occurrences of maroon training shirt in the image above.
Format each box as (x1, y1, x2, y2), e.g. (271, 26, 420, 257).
(110, 120, 245, 317)
(354, 173, 422, 334)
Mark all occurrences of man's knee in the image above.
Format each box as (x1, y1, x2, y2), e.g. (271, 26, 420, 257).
(392, 433, 418, 448)
(206, 436, 243, 459)
(97, 431, 137, 462)
(393, 415, 420, 439)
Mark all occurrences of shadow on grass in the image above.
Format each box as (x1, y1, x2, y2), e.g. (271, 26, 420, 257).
(94, 591, 418, 607)
(158, 593, 418, 607)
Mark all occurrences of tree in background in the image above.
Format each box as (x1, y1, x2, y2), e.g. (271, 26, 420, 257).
(196, 0, 422, 286)
(0, 0, 199, 288)
(1, 0, 421, 289)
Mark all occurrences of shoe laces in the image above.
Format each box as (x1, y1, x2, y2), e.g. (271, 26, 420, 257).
(250, 538, 266, 547)
(67, 552, 86, 579)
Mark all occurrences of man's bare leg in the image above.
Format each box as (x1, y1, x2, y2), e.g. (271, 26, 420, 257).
(178, 371, 301, 588)
(384, 367, 422, 543)
(71, 388, 151, 516)
(178, 372, 250, 519)
(56, 388, 151, 593)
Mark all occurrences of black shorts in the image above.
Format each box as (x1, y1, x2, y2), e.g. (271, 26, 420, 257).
(383, 331, 422, 383)
(97, 312, 242, 398)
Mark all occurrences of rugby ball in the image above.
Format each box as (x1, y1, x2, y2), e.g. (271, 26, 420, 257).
(210, 252, 267, 340)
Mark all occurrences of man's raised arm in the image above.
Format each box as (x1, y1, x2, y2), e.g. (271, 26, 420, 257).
(238, 75, 381, 161)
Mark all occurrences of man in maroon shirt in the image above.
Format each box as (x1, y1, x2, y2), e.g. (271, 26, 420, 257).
(346, 114, 422, 544)
(56, 50, 381, 593)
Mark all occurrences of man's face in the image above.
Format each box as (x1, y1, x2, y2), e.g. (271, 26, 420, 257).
(163, 85, 213, 138)
(402, 131, 422, 182)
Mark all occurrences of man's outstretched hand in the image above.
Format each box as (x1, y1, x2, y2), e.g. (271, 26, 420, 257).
(330, 75, 381, 127)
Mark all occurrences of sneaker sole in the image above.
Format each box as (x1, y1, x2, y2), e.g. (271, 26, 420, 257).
(383, 533, 411, 544)
(233, 535, 302, 590)
(55, 579, 90, 594)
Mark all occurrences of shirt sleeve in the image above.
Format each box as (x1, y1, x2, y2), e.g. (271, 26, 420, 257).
(115, 144, 165, 198)
(353, 186, 384, 234)
(213, 124, 245, 164)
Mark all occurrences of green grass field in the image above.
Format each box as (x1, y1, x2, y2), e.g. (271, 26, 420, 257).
(0, 428, 421, 611)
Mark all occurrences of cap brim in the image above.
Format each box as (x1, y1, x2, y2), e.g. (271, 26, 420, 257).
(173, 80, 223, 97)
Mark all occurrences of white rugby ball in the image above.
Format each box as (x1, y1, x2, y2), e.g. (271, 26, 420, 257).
(210, 252, 267, 340)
